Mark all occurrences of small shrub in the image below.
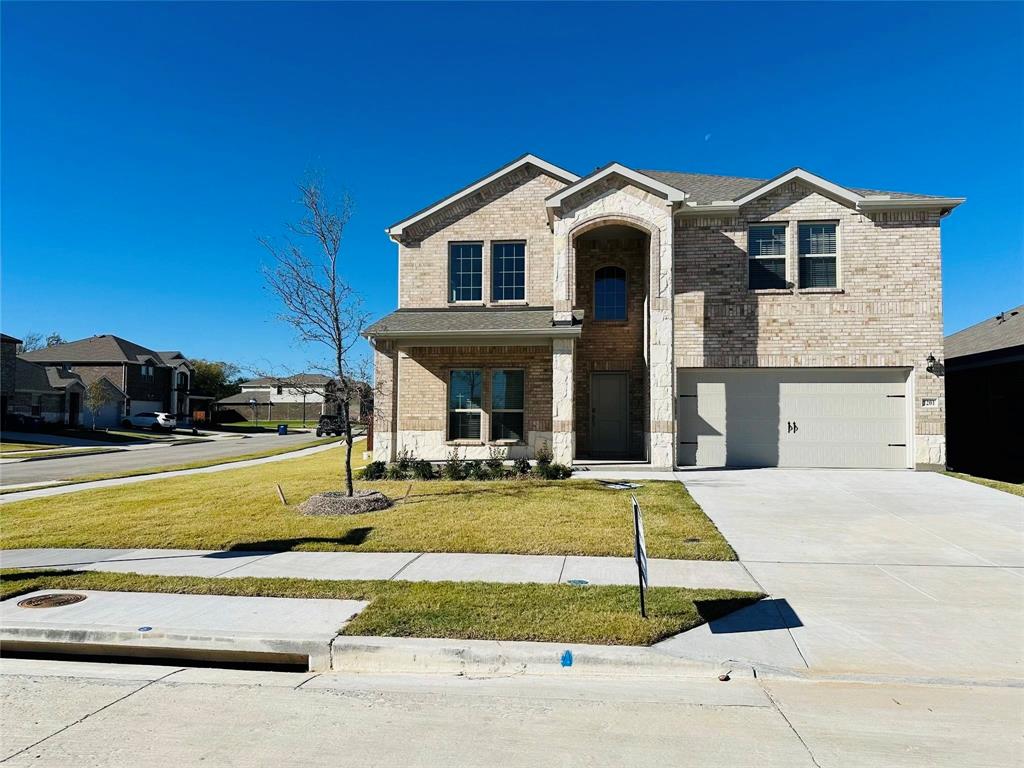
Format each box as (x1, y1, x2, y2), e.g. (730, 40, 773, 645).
(385, 463, 408, 481)
(465, 460, 490, 481)
(535, 442, 553, 467)
(395, 447, 415, 473)
(534, 462, 573, 480)
(512, 456, 531, 476)
(485, 445, 506, 473)
(361, 461, 386, 481)
(441, 448, 465, 480)
(412, 459, 435, 480)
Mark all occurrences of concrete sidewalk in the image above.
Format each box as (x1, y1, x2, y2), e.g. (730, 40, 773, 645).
(0, 547, 758, 590)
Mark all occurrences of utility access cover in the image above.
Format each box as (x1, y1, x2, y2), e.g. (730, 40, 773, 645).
(17, 593, 88, 609)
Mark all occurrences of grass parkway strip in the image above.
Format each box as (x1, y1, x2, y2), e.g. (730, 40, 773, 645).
(0, 569, 761, 646)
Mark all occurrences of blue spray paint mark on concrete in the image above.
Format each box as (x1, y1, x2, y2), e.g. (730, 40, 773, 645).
(560, 650, 573, 667)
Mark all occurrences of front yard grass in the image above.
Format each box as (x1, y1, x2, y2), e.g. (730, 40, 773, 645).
(1, 447, 735, 559)
(0, 441, 59, 453)
(0, 569, 760, 646)
(945, 471, 1024, 498)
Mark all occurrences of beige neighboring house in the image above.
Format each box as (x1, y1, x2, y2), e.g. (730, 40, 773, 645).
(364, 154, 964, 469)
(216, 374, 368, 423)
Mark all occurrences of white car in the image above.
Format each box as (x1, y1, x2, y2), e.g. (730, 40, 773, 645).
(122, 412, 177, 431)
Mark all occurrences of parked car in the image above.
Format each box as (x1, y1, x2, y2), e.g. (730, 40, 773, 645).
(315, 414, 344, 437)
(122, 412, 177, 431)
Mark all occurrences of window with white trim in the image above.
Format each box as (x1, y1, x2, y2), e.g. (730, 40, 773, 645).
(491, 369, 524, 441)
(492, 242, 525, 301)
(448, 369, 482, 440)
(449, 242, 482, 302)
(798, 223, 837, 288)
(748, 224, 788, 289)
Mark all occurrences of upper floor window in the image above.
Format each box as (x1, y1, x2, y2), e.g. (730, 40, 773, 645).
(449, 242, 482, 302)
(748, 224, 788, 289)
(448, 369, 482, 440)
(491, 369, 525, 441)
(594, 266, 627, 321)
(492, 242, 525, 302)
(798, 223, 837, 288)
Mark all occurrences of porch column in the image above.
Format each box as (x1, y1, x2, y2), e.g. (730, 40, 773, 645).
(551, 337, 575, 464)
(372, 341, 398, 462)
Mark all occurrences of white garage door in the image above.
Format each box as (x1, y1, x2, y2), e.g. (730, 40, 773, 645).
(677, 368, 911, 469)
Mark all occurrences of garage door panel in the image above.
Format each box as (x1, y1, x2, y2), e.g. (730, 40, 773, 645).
(677, 368, 910, 469)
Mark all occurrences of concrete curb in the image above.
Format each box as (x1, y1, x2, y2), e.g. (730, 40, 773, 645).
(330, 636, 752, 680)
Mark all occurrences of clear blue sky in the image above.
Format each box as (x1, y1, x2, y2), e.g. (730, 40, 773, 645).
(3, 1, 1021, 372)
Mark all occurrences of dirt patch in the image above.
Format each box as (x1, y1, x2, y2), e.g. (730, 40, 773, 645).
(299, 490, 393, 516)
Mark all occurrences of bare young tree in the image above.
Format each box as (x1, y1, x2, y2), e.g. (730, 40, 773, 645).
(260, 178, 370, 496)
(16, 332, 45, 354)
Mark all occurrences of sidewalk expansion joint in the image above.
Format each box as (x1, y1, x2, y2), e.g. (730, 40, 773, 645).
(0, 667, 183, 764)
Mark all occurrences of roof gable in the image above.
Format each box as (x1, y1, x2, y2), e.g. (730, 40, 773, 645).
(387, 153, 579, 240)
(545, 163, 686, 209)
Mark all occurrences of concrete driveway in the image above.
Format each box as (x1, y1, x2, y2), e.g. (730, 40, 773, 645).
(658, 469, 1024, 681)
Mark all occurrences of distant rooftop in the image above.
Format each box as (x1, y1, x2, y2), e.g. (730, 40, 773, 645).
(945, 305, 1024, 360)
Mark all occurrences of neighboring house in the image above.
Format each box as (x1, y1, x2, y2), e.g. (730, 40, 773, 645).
(215, 374, 368, 423)
(19, 334, 195, 428)
(365, 153, 963, 469)
(945, 306, 1024, 483)
(2, 333, 87, 426)
(1, 333, 18, 418)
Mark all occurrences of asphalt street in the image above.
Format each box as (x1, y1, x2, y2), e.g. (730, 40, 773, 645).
(0, 431, 326, 486)
(1, 659, 1017, 767)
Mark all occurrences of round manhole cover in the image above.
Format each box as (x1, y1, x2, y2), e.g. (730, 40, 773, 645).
(17, 593, 88, 609)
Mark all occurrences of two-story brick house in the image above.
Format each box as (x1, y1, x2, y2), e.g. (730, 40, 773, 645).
(365, 155, 963, 469)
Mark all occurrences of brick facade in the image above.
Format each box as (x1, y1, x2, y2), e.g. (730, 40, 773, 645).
(372, 160, 953, 468)
(573, 231, 648, 457)
(674, 180, 945, 464)
(388, 344, 552, 460)
(397, 167, 564, 308)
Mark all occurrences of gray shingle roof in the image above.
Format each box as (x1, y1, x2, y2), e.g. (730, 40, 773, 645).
(945, 305, 1024, 360)
(364, 307, 582, 338)
(20, 335, 168, 365)
(640, 169, 951, 205)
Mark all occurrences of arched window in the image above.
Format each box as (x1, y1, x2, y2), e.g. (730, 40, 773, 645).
(594, 266, 627, 321)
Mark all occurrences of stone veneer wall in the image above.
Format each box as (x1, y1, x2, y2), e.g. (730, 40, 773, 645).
(397, 168, 566, 308)
(674, 180, 945, 466)
(552, 179, 675, 465)
(382, 344, 553, 461)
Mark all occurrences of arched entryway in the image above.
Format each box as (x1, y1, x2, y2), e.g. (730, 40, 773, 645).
(572, 222, 650, 459)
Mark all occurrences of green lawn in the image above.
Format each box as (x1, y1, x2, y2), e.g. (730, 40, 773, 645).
(1, 446, 734, 559)
(0, 440, 59, 453)
(0, 436, 344, 495)
(945, 472, 1024, 498)
(0, 569, 760, 646)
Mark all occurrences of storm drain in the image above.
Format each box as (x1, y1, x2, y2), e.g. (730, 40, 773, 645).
(17, 593, 88, 609)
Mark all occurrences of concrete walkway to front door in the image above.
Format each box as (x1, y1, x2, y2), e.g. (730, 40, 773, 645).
(651, 468, 1024, 681)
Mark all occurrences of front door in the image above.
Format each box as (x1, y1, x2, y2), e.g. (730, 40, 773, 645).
(68, 392, 81, 427)
(591, 372, 628, 457)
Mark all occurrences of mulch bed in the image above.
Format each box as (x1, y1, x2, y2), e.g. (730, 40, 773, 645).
(299, 490, 392, 516)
